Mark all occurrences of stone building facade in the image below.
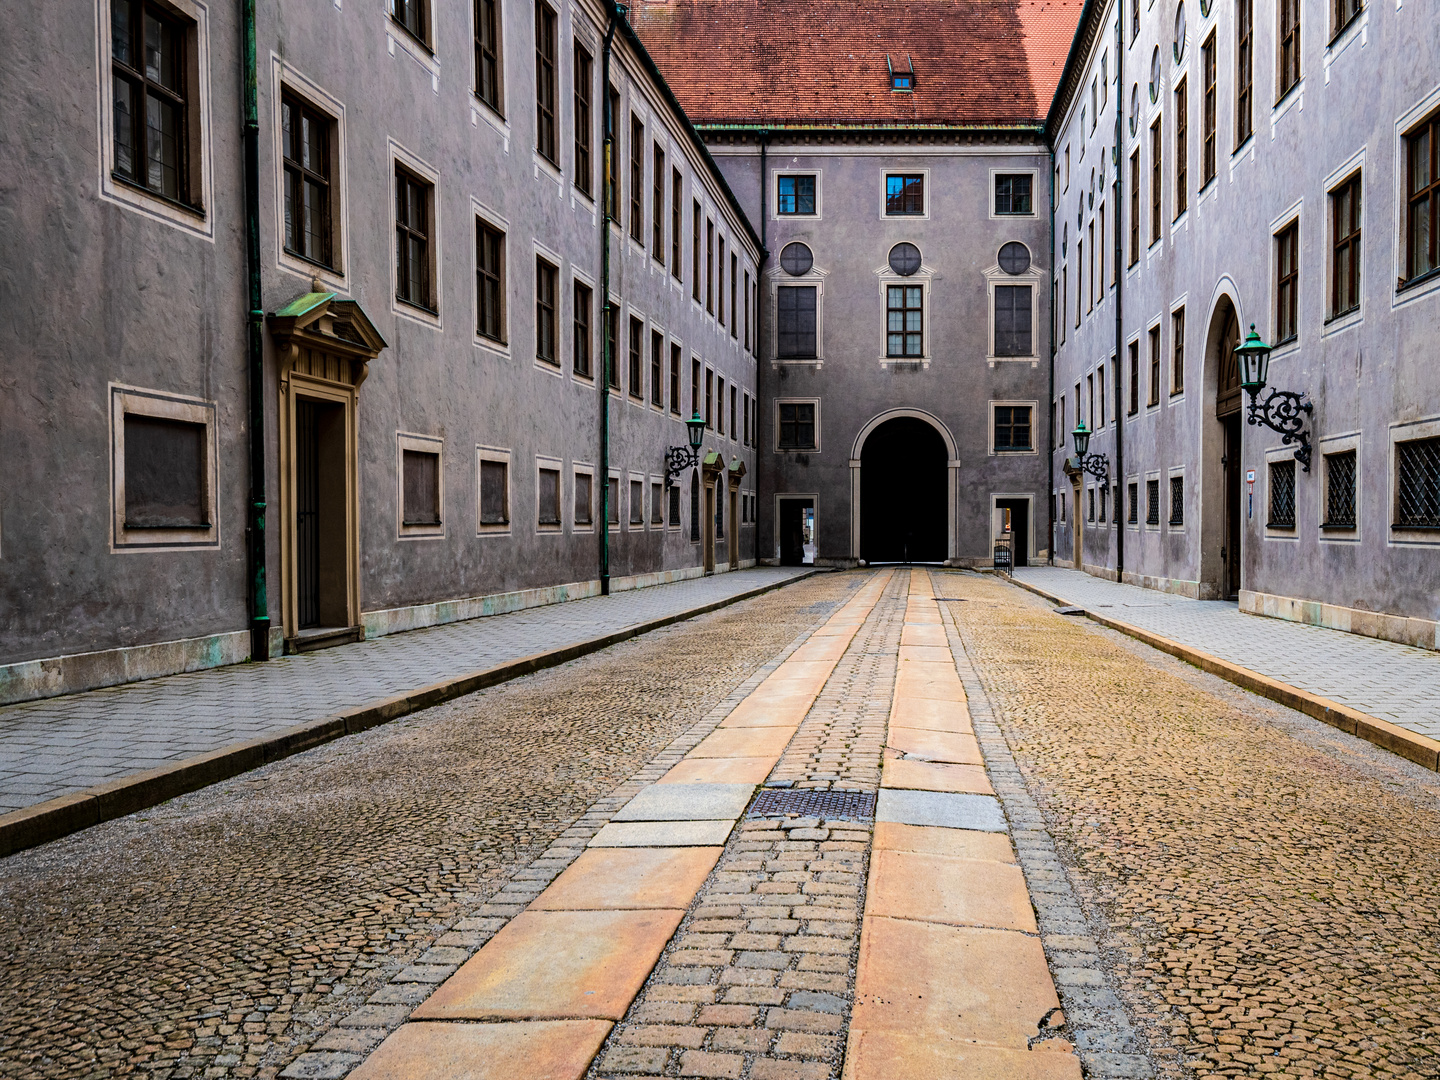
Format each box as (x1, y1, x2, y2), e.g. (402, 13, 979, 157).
(1048, 0, 1440, 646)
(0, 0, 761, 701)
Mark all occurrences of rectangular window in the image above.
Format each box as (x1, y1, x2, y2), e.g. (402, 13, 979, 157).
(1405, 113, 1438, 283)
(995, 174, 1033, 215)
(1098, 205, 1106, 296)
(1076, 240, 1084, 327)
(1174, 77, 1188, 218)
(477, 219, 505, 342)
(743, 394, 751, 446)
(538, 466, 561, 526)
(1146, 478, 1161, 525)
(778, 403, 817, 450)
(605, 304, 618, 388)
(651, 481, 664, 525)
(730, 386, 737, 437)
(652, 144, 665, 262)
(1087, 221, 1095, 312)
(887, 285, 924, 357)
(1276, 221, 1299, 343)
(692, 200, 702, 300)
(1128, 481, 1139, 523)
(111, 0, 195, 203)
(994, 406, 1033, 451)
(650, 330, 663, 406)
(1396, 437, 1440, 527)
(1279, 0, 1301, 98)
(777, 175, 816, 215)
(1127, 339, 1139, 414)
(731, 254, 739, 339)
(705, 368, 713, 427)
(1171, 308, 1185, 394)
(1323, 449, 1357, 527)
(1237, 0, 1254, 146)
(716, 377, 725, 434)
(1335, 0, 1362, 31)
(1060, 268, 1067, 344)
(1087, 374, 1095, 429)
(671, 169, 683, 278)
(572, 280, 591, 376)
(123, 413, 208, 527)
(534, 2, 557, 163)
(629, 116, 644, 242)
(574, 471, 593, 525)
(629, 479, 644, 525)
(1269, 460, 1297, 527)
(717, 236, 726, 325)
(572, 43, 591, 194)
(1332, 174, 1361, 316)
(1099, 485, 1108, 523)
(706, 219, 715, 313)
(628, 315, 643, 398)
(536, 257, 558, 364)
(1148, 325, 1161, 405)
(994, 285, 1032, 357)
(606, 86, 619, 217)
(394, 0, 428, 42)
(1202, 34, 1217, 186)
(691, 357, 700, 418)
(607, 476, 620, 525)
(1088, 487, 1096, 522)
(1169, 476, 1184, 526)
(395, 167, 433, 310)
(744, 271, 751, 349)
(670, 343, 681, 414)
(480, 459, 509, 525)
(1129, 150, 1141, 266)
(668, 483, 681, 527)
(403, 449, 441, 526)
(1150, 119, 1163, 244)
(777, 286, 818, 358)
(478, 0, 503, 113)
(886, 174, 925, 215)
(1099, 365, 1107, 427)
(282, 93, 333, 267)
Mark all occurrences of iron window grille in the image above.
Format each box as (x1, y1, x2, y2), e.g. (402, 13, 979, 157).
(1146, 479, 1161, 525)
(1128, 482, 1139, 524)
(777, 286, 818, 358)
(1405, 113, 1439, 284)
(478, 0, 503, 112)
(994, 406, 1033, 451)
(1269, 460, 1297, 528)
(535, 258, 558, 364)
(777, 175, 816, 215)
(995, 174, 1033, 215)
(1169, 476, 1185, 526)
(1323, 449, 1357, 528)
(669, 483, 681, 527)
(282, 94, 333, 267)
(887, 286, 923, 357)
(1331, 175, 1362, 317)
(534, 2, 557, 163)
(886, 175, 925, 215)
(778, 403, 816, 451)
(478, 220, 505, 342)
(1396, 437, 1440, 527)
(112, 0, 193, 205)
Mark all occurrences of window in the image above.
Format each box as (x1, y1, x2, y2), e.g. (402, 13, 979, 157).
(538, 466, 561, 526)
(887, 286, 923, 357)
(1279, 0, 1300, 98)
(668, 483, 681, 527)
(650, 330, 663, 406)
(1060, 267, 1067, 344)
(1276, 221, 1299, 344)
(1201, 34, 1217, 186)
(395, 0, 428, 43)
(1128, 340, 1140, 414)
(717, 236, 726, 325)
(1174, 77, 1188, 218)
(1099, 364, 1107, 427)
(535, 258, 558, 364)
(886, 174, 925, 215)
(478, 220, 505, 342)
(731, 254, 739, 339)
(1171, 308, 1185, 394)
(716, 377, 725, 434)
(743, 394, 751, 446)
(1098, 206, 1106, 297)
(692, 200, 702, 300)
(995, 174, 1033, 215)
(1237, 0, 1254, 146)
(572, 44, 591, 194)
(1395, 437, 1440, 527)
(706, 219, 715, 313)
(671, 170, 683, 278)
(1129, 150, 1141, 265)
(1088, 487, 1096, 522)
(1100, 486, 1108, 523)
(730, 385, 737, 437)
(630, 479, 644, 525)
(629, 116, 644, 242)
(606, 86, 619, 217)
(777, 286, 818, 358)
(479, 458, 509, 526)
(605, 305, 618, 388)
(994, 286, 1032, 357)
(282, 94, 334, 267)
(574, 470, 593, 525)
(1169, 476, 1184, 526)
(1150, 119, 1162, 244)
(744, 271, 751, 349)
(1148, 325, 1161, 405)
(478, 0, 503, 112)
(1146, 479, 1161, 525)
(534, 2, 557, 163)
(1076, 240, 1084, 327)
(669, 343, 681, 414)
(1087, 222, 1095, 312)
(628, 315, 643, 398)
(1323, 450, 1357, 528)
(1335, 0, 1362, 32)
(777, 175, 816, 215)
(651, 482, 664, 526)
(403, 449, 441, 526)
(1405, 112, 1439, 283)
(123, 413, 209, 529)
(608, 476, 620, 525)
(573, 280, 592, 376)
(1128, 482, 1139, 523)
(1332, 174, 1362, 316)
(652, 144, 665, 262)
(111, 0, 198, 206)
(778, 403, 817, 450)
(891, 69, 912, 91)
(1131, 0, 1140, 40)
(994, 406, 1033, 451)
(705, 368, 713, 427)
(395, 167, 434, 310)
(691, 357, 700, 417)
(1087, 374, 1095, 429)
(1269, 460, 1297, 528)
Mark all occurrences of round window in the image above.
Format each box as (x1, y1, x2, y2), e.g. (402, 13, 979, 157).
(998, 242, 1031, 275)
(1149, 46, 1162, 102)
(1173, 1, 1187, 62)
(780, 242, 813, 276)
(888, 242, 922, 276)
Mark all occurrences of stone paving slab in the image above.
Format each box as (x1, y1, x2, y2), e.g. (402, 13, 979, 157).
(589, 821, 739, 847)
(349, 1019, 614, 1080)
(612, 783, 757, 822)
(874, 789, 1007, 831)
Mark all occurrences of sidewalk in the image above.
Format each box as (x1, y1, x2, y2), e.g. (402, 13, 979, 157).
(1012, 566, 1440, 749)
(0, 568, 811, 834)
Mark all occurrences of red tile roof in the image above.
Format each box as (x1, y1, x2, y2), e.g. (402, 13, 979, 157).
(631, 0, 1086, 128)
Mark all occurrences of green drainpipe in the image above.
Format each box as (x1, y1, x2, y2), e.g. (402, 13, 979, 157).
(242, 0, 269, 658)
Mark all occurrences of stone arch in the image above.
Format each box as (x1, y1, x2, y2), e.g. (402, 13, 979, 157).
(850, 409, 957, 564)
(1199, 285, 1245, 598)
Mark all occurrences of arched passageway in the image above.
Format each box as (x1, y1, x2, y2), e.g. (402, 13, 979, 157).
(859, 417, 948, 562)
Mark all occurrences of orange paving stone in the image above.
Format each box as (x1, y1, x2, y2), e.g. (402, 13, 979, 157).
(842, 1029, 1082, 1080)
(892, 667, 965, 701)
(348, 1019, 613, 1080)
(763, 661, 839, 683)
(659, 757, 775, 784)
(851, 917, 1059, 1050)
(899, 624, 949, 647)
(872, 822, 1015, 863)
(885, 728, 983, 764)
(414, 909, 683, 1021)
(689, 726, 796, 759)
(529, 847, 722, 911)
(718, 705, 810, 729)
(881, 757, 994, 794)
(889, 697, 972, 733)
(787, 637, 852, 662)
(865, 850, 1037, 933)
(895, 645, 955, 664)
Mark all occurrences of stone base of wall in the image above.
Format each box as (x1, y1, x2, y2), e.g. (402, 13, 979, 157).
(0, 560, 759, 706)
(1240, 589, 1440, 652)
(1095, 565, 1204, 599)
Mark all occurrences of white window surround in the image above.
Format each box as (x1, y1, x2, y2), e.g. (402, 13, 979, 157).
(1392, 85, 1440, 310)
(1144, 469, 1163, 531)
(472, 197, 511, 357)
(1388, 416, 1440, 548)
(272, 61, 349, 289)
(396, 431, 445, 540)
(572, 461, 596, 532)
(1317, 430, 1361, 542)
(94, 0, 215, 240)
(626, 471, 647, 529)
(982, 256, 1043, 368)
(771, 167, 822, 221)
(768, 263, 828, 368)
(1166, 466, 1186, 532)
(1263, 445, 1300, 541)
(536, 455, 565, 534)
(109, 383, 219, 552)
(607, 469, 623, 532)
(390, 139, 443, 330)
(878, 168, 931, 220)
(874, 259, 936, 369)
(1126, 475, 1141, 530)
(989, 399, 1040, 456)
(988, 167, 1040, 219)
(774, 397, 822, 454)
(1169, 293, 1188, 405)
(385, 0, 440, 89)
(475, 444, 511, 536)
(1268, 199, 1303, 360)
(1322, 4, 1368, 83)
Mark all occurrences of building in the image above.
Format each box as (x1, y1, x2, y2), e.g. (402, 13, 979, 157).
(635, 0, 1083, 570)
(0, 0, 761, 702)
(1047, 0, 1440, 647)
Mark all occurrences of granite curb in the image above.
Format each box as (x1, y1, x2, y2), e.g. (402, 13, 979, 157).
(1002, 573, 1440, 774)
(0, 570, 820, 860)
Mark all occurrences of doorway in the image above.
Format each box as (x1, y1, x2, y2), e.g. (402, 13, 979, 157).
(704, 482, 716, 572)
(728, 486, 740, 569)
(860, 417, 947, 562)
(995, 499, 1030, 568)
(1223, 415, 1242, 599)
(294, 398, 350, 631)
(779, 498, 815, 566)
(1071, 479, 1083, 567)
(1212, 300, 1243, 600)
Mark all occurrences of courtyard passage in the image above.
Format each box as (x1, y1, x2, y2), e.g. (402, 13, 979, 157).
(1, 569, 1439, 1079)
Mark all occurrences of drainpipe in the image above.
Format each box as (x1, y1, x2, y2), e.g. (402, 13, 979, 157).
(757, 130, 769, 565)
(1047, 149, 1057, 566)
(599, 6, 620, 595)
(1112, 6, 1126, 580)
(242, 0, 269, 659)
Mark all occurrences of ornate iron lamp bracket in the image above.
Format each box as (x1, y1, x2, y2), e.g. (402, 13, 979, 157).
(1076, 453, 1110, 485)
(1246, 389, 1314, 472)
(665, 445, 701, 488)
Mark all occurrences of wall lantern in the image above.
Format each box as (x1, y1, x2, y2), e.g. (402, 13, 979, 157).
(1070, 419, 1110, 484)
(1234, 323, 1314, 471)
(665, 413, 707, 488)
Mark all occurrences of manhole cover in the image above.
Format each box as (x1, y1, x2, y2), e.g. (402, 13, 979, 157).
(747, 789, 877, 820)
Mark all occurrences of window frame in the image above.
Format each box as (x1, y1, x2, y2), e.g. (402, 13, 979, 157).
(476, 215, 507, 345)
(650, 328, 664, 408)
(992, 171, 1037, 217)
(1150, 117, 1163, 246)
(393, 157, 439, 318)
(1267, 456, 1298, 531)
(1275, 219, 1300, 345)
(652, 143, 666, 263)
(1174, 76, 1189, 219)
(280, 91, 336, 270)
(776, 172, 819, 217)
(535, 255, 559, 365)
(671, 169, 683, 278)
(534, 0, 558, 164)
(1278, 0, 1301, 100)
(572, 463, 595, 531)
(1237, 0, 1254, 148)
(572, 277, 593, 377)
(1330, 172, 1362, 318)
(775, 399, 820, 453)
(393, 0, 430, 46)
(476, 445, 512, 535)
(884, 172, 927, 217)
(476, 0, 504, 115)
(628, 314, 644, 399)
(572, 42, 591, 196)
(1403, 111, 1440, 287)
(1170, 306, 1185, 396)
(1391, 423, 1440, 534)
(1147, 323, 1162, 407)
(991, 402, 1037, 455)
(110, 384, 219, 551)
(273, 71, 347, 285)
(629, 114, 645, 244)
(397, 431, 446, 540)
(536, 458, 564, 532)
(1201, 33, 1217, 187)
(1319, 436, 1359, 534)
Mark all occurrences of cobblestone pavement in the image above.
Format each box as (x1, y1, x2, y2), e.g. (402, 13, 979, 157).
(0, 571, 856, 1080)
(0, 568, 809, 814)
(1014, 566, 1440, 738)
(949, 570, 1440, 1080)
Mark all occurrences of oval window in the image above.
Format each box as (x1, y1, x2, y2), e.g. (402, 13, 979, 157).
(888, 242, 922, 276)
(1173, 1, 1187, 63)
(1062, 223, 1068, 256)
(998, 242, 1031, 275)
(780, 242, 813, 276)
(1149, 46, 1162, 103)
(1089, 168, 1096, 209)
(1129, 83, 1139, 135)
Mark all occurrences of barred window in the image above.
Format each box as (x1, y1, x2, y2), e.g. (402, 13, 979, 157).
(668, 482, 681, 527)
(1269, 460, 1297, 528)
(1088, 487, 1096, 522)
(994, 406, 1033, 451)
(777, 286, 817, 358)
(778, 403, 816, 451)
(1323, 450, 1356, 528)
(1169, 475, 1184, 526)
(1146, 479, 1161, 525)
(1396, 437, 1440, 527)
(1128, 481, 1139, 524)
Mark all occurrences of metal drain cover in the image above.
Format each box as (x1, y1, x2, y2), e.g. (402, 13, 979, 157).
(747, 789, 877, 821)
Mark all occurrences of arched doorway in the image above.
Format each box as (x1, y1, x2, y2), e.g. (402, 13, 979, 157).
(859, 417, 948, 562)
(1201, 295, 1244, 599)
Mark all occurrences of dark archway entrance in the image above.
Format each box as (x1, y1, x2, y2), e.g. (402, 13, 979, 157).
(860, 417, 947, 562)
